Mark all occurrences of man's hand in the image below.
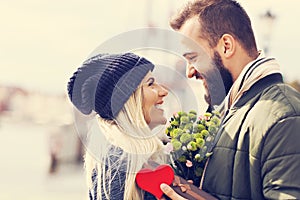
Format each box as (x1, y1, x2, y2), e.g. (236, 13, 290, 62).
(159, 183, 187, 200)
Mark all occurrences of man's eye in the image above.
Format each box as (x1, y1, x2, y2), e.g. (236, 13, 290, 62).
(187, 56, 197, 65)
(190, 56, 197, 61)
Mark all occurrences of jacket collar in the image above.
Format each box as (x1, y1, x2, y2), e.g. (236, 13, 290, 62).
(234, 73, 283, 108)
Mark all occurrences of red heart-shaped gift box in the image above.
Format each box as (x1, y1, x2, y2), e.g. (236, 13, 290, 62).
(136, 164, 174, 198)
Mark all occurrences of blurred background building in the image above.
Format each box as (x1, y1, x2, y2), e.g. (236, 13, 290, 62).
(0, 0, 299, 199)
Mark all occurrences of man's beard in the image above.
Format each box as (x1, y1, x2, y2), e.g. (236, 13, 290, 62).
(213, 51, 233, 94)
(202, 51, 233, 106)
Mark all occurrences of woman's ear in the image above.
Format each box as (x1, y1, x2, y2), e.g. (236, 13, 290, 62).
(217, 34, 235, 58)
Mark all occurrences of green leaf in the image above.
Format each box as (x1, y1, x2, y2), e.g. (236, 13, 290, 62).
(178, 155, 187, 162)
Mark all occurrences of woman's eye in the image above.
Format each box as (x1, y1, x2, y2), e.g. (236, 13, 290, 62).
(148, 82, 154, 86)
(146, 78, 155, 86)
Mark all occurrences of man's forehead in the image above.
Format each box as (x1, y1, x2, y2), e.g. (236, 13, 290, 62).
(177, 17, 205, 55)
(179, 35, 203, 57)
(179, 16, 201, 38)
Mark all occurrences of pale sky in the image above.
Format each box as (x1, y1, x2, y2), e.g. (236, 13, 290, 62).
(1, 0, 299, 94)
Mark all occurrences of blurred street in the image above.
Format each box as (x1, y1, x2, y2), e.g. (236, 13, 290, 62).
(0, 1, 299, 200)
(0, 119, 87, 200)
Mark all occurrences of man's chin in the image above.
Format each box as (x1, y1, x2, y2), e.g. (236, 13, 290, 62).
(204, 94, 211, 105)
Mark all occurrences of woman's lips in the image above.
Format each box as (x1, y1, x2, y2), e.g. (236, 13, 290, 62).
(156, 100, 164, 105)
(154, 102, 165, 111)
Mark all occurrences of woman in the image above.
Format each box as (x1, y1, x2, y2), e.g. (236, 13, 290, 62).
(67, 52, 169, 200)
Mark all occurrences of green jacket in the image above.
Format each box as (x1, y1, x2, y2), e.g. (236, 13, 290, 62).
(202, 74, 300, 199)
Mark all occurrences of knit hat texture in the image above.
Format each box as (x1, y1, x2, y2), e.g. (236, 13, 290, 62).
(67, 52, 154, 120)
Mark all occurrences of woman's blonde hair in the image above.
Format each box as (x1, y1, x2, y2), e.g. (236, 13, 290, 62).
(84, 84, 166, 200)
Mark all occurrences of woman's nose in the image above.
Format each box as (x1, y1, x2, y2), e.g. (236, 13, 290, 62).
(158, 85, 168, 97)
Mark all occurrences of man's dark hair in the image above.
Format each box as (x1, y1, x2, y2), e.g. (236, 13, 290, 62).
(170, 0, 258, 58)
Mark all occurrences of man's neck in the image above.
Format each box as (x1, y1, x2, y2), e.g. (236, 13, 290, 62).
(230, 51, 259, 82)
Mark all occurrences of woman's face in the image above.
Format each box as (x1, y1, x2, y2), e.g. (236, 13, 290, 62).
(141, 72, 168, 129)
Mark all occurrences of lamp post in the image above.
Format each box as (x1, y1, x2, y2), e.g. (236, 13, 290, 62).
(260, 10, 276, 55)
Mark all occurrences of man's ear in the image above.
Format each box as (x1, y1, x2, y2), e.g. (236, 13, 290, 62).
(217, 34, 235, 58)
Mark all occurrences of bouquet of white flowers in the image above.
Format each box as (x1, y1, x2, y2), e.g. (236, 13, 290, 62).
(165, 110, 221, 186)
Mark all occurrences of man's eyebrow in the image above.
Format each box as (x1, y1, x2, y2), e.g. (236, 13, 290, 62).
(183, 52, 197, 58)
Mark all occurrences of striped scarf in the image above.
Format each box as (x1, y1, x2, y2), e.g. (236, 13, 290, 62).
(224, 53, 281, 112)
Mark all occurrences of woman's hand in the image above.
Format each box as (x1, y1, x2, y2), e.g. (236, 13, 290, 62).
(158, 183, 187, 200)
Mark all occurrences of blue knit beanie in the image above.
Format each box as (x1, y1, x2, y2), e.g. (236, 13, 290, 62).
(67, 53, 154, 120)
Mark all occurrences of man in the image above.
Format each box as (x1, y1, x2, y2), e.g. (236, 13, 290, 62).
(161, 0, 300, 199)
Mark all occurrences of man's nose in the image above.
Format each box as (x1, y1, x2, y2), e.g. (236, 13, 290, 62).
(186, 64, 197, 78)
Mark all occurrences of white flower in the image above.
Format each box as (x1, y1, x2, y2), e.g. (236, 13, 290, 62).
(163, 142, 174, 154)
